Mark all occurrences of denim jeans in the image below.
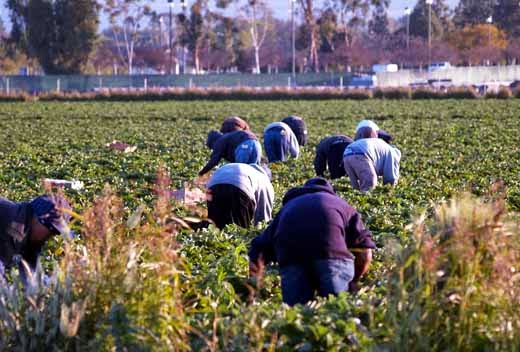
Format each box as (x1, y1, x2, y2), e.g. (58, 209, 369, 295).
(279, 258, 355, 306)
(264, 127, 289, 163)
(234, 139, 262, 165)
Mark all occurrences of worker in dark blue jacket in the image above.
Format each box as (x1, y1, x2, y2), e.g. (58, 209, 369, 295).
(249, 178, 375, 306)
(0, 194, 74, 280)
(314, 135, 354, 179)
(200, 130, 262, 176)
(281, 116, 308, 146)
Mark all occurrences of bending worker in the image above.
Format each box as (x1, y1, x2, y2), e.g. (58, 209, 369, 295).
(314, 135, 353, 179)
(281, 116, 308, 147)
(207, 163, 274, 229)
(263, 121, 300, 163)
(249, 178, 375, 306)
(343, 123, 401, 192)
(0, 194, 74, 280)
(199, 130, 262, 176)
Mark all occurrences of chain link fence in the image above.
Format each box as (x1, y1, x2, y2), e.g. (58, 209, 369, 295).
(0, 73, 363, 94)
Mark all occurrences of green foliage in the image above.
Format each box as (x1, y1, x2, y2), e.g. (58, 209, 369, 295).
(0, 99, 519, 350)
(26, 0, 99, 74)
(453, 0, 496, 28)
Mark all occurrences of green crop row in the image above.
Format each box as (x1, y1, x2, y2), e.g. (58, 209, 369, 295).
(0, 100, 519, 351)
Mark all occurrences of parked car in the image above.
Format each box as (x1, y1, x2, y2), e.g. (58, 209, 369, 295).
(509, 80, 520, 90)
(372, 64, 399, 73)
(428, 62, 452, 72)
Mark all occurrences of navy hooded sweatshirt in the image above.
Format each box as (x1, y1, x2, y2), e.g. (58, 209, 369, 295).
(314, 135, 354, 179)
(249, 178, 375, 267)
(282, 116, 308, 146)
(0, 198, 42, 274)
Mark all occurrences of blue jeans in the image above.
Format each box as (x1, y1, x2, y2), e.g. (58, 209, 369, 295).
(279, 258, 355, 306)
(234, 139, 262, 165)
(264, 127, 289, 163)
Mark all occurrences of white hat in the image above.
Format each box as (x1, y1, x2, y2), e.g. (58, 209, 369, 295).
(356, 120, 380, 132)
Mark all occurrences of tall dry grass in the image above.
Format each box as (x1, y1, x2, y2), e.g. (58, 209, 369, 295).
(0, 167, 193, 351)
(385, 192, 520, 351)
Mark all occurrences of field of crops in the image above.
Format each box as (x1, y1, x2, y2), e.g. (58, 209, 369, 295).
(0, 99, 519, 350)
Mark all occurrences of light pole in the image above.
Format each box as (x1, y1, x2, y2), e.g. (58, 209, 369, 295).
(486, 15, 493, 46)
(426, 0, 433, 68)
(181, 0, 188, 74)
(290, 0, 296, 80)
(405, 7, 411, 54)
(168, 0, 174, 75)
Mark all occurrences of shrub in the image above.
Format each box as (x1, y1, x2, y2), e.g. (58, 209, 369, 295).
(385, 192, 520, 351)
(373, 88, 411, 99)
(444, 86, 478, 99)
(411, 89, 444, 100)
(485, 87, 513, 99)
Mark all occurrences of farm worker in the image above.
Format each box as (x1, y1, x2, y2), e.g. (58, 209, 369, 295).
(0, 194, 74, 280)
(356, 120, 393, 143)
(199, 130, 262, 176)
(314, 135, 354, 179)
(343, 126, 401, 192)
(263, 121, 300, 163)
(207, 163, 274, 229)
(248, 177, 375, 306)
(220, 116, 251, 133)
(281, 116, 308, 146)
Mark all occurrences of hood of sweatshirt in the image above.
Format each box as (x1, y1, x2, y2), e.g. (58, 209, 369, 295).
(282, 177, 336, 206)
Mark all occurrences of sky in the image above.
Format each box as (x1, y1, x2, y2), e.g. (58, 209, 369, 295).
(0, 0, 459, 31)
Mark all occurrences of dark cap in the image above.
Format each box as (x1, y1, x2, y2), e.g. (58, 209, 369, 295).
(30, 194, 75, 240)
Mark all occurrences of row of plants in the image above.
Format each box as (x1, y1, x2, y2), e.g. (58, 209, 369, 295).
(0, 86, 518, 102)
(0, 100, 519, 350)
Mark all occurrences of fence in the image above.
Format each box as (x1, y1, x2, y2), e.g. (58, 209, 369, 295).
(376, 65, 520, 87)
(0, 73, 357, 94)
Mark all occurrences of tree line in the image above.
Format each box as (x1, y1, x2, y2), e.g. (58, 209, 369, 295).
(1, 0, 520, 75)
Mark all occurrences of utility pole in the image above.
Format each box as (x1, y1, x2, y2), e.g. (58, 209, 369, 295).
(426, 0, 433, 68)
(405, 7, 411, 52)
(168, 0, 174, 75)
(291, 0, 296, 80)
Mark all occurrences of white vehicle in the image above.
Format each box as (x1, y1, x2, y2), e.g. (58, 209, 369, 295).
(372, 64, 399, 73)
(428, 62, 451, 72)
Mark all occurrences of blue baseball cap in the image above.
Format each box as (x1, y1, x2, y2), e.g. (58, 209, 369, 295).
(30, 194, 75, 240)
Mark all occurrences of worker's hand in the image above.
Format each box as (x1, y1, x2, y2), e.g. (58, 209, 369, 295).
(348, 280, 359, 293)
(249, 254, 264, 278)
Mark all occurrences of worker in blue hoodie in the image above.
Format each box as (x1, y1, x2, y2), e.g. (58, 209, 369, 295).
(0, 194, 74, 281)
(263, 121, 300, 163)
(249, 178, 375, 306)
(199, 130, 262, 176)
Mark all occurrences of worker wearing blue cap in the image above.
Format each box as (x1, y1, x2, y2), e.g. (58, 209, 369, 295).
(0, 194, 74, 279)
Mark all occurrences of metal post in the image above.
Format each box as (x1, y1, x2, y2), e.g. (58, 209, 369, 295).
(144, 78, 148, 91)
(340, 76, 343, 90)
(405, 7, 411, 53)
(168, 0, 173, 75)
(6, 78, 9, 95)
(183, 1, 188, 75)
(291, 0, 296, 79)
(57, 79, 61, 93)
(288, 76, 291, 88)
(427, 0, 433, 68)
